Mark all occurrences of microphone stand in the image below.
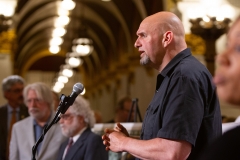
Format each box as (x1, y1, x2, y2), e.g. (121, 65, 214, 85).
(31, 94, 69, 160)
(127, 98, 142, 122)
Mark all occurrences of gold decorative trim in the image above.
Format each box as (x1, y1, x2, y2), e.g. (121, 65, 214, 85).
(0, 29, 16, 53)
(185, 33, 205, 55)
(20, 49, 66, 76)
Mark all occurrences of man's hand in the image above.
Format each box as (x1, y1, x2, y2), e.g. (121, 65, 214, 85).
(102, 128, 127, 152)
(102, 128, 113, 151)
(114, 123, 129, 137)
(102, 123, 129, 152)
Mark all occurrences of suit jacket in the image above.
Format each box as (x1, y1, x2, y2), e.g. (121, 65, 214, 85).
(9, 113, 67, 160)
(0, 104, 29, 160)
(57, 128, 108, 160)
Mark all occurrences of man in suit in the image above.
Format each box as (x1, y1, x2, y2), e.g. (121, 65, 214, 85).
(57, 96, 108, 160)
(9, 82, 67, 160)
(0, 75, 29, 160)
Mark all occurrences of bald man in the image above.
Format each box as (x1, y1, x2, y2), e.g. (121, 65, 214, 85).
(102, 11, 222, 160)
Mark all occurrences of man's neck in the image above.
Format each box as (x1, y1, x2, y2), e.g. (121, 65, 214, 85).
(35, 112, 51, 127)
(8, 102, 20, 109)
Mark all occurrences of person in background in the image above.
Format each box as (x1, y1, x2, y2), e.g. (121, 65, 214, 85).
(107, 96, 134, 123)
(94, 110, 103, 123)
(102, 11, 222, 160)
(9, 82, 66, 160)
(57, 96, 108, 160)
(199, 15, 240, 160)
(106, 96, 136, 160)
(0, 75, 29, 160)
(221, 115, 236, 123)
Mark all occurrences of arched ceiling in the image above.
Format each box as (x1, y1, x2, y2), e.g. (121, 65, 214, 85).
(13, 0, 163, 88)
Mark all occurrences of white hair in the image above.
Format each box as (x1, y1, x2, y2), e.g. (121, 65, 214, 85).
(69, 96, 95, 128)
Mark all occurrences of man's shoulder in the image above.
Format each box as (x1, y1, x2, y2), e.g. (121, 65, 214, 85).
(84, 128, 102, 139)
(14, 116, 32, 127)
(0, 104, 7, 111)
(174, 56, 211, 80)
(180, 56, 207, 71)
(0, 105, 7, 119)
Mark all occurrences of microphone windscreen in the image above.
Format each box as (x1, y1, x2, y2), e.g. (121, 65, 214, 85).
(73, 83, 84, 95)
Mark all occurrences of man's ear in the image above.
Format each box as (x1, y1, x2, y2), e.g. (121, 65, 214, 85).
(162, 31, 173, 48)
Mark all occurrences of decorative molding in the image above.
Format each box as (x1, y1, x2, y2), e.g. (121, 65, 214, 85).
(20, 49, 66, 76)
(0, 29, 15, 53)
(185, 33, 205, 55)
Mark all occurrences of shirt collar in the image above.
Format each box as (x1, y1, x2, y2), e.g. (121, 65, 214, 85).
(33, 113, 52, 127)
(160, 48, 191, 77)
(7, 104, 20, 113)
(156, 48, 191, 91)
(72, 127, 87, 143)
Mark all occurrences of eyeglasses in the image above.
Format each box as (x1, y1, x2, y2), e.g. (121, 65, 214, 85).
(26, 98, 44, 105)
(60, 113, 75, 120)
(8, 88, 23, 94)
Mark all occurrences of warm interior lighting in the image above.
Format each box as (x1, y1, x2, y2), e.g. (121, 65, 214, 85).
(187, 2, 235, 21)
(62, 68, 73, 77)
(52, 27, 66, 37)
(52, 86, 61, 93)
(49, 37, 63, 46)
(66, 57, 82, 68)
(49, 46, 60, 54)
(57, 8, 69, 16)
(55, 81, 64, 89)
(203, 16, 210, 22)
(216, 16, 224, 22)
(80, 88, 86, 95)
(58, 75, 69, 83)
(72, 38, 94, 56)
(0, 1, 16, 17)
(61, 0, 76, 10)
(55, 16, 70, 26)
(73, 45, 91, 55)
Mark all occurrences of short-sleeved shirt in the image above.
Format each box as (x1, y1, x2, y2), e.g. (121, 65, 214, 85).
(139, 48, 222, 160)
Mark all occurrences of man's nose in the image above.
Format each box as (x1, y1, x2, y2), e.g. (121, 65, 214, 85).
(134, 38, 140, 48)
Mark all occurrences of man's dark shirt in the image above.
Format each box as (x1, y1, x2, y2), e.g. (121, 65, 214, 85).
(138, 48, 222, 160)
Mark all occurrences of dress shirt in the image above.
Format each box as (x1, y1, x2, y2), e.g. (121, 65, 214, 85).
(62, 127, 87, 160)
(7, 105, 20, 130)
(33, 116, 51, 154)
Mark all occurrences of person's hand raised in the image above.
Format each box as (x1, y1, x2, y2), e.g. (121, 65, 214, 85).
(102, 123, 129, 152)
(114, 123, 129, 137)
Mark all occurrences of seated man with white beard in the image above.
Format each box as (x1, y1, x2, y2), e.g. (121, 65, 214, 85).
(57, 96, 108, 160)
(9, 82, 67, 160)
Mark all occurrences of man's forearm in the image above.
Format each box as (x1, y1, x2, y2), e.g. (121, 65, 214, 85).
(122, 137, 191, 160)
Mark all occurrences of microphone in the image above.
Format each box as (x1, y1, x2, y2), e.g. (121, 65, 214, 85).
(57, 83, 84, 114)
(69, 82, 85, 105)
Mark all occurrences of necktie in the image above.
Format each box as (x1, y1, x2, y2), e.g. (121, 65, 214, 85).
(66, 138, 73, 155)
(7, 108, 17, 158)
